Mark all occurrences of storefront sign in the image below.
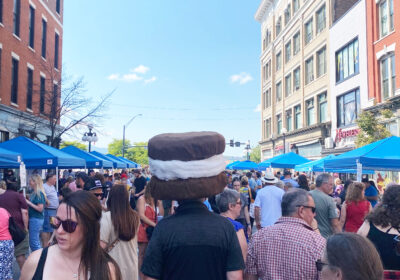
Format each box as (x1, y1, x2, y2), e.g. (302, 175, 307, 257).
(335, 128, 360, 143)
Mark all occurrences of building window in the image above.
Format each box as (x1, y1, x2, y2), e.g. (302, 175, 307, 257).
(263, 60, 271, 81)
(52, 84, 58, 114)
(337, 88, 360, 127)
(41, 19, 47, 58)
(285, 41, 292, 63)
(276, 52, 282, 71)
(284, 4, 291, 25)
(295, 105, 301, 129)
(54, 33, 59, 69)
(13, 0, 20, 37)
(56, 0, 61, 14)
(40, 76, 45, 113)
(379, 0, 394, 38)
(277, 114, 282, 135)
(306, 98, 315, 126)
(276, 17, 282, 36)
(0, 131, 9, 143)
(316, 5, 326, 34)
(29, 6, 35, 48)
(381, 53, 396, 100)
(0, 0, 3, 23)
(293, 32, 300, 56)
(317, 46, 326, 77)
(285, 74, 292, 97)
(318, 92, 327, 123)
(336, 38, 359, 82)
(294, 67, 300, 91)
(305, 56, 314, 84)
(263, 29, 271, 50)
(286, 109, 293, 132)
(11, 58, 19, 104)
(264, 118, 271, 139)
(305, 18, 313, 45)
(276, 81, 282, 102)
(27, 68, 33, 110)
(293, 0, 299, 14)
(264, 88, 272, 108)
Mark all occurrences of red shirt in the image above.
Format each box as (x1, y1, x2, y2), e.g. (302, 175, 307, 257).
(0, 190, 28, 230)
(344, 200, 370, 233)
(246, 217, 326, 280)
(0, 208, 12, 240)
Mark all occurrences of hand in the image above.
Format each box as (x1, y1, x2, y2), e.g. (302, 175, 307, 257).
(247, 225, 252, 237)
(135, 193, 139, 197)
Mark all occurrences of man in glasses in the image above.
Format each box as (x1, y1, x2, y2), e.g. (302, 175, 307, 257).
(246, 188, 326, 280)
(84, 179, 104, 201)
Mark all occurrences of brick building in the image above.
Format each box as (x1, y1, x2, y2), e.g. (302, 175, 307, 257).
(0, 0, 63, 143)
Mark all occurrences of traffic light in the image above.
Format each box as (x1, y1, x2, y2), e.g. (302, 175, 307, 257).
(230, 139, 234, 147)
(235, 142, 241, 147)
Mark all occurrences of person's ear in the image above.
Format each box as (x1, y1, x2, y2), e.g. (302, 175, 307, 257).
(333, 268, 343, 280)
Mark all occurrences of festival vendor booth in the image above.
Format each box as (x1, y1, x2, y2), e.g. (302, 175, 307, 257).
(225, 161, 240, 170)
(61, 146, 113, 169)
(117, 156, 141, 169)
(259, 152, 310, 169)
(230, 160, 260, 170)
(0, 136, 86, 189)
(294, 154, 374, 174)
(0, 147, 22, 169)
(106, 154, 136, 169)
(324, 136, 400, 179)
(90, 151, 126, 169)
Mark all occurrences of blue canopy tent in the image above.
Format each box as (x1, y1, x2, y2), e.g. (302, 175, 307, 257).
(61, 146, 113, 169)
(117, 157, 140, 169)
(0, 158, 21, 168)
(106, 154, 134, 169)
(259, 152, 310, 169)
(90, 151, 126, 169)
(324, 136, 400, 171)
(0, 136, 85, 169)
(231, 160, 260, 170)
(295, 154, 374, 174)
(0, 147, 22, 163)
(226, 161, 240, 170)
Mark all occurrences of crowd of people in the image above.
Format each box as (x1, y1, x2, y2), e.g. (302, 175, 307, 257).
(0, 151, 398, 279)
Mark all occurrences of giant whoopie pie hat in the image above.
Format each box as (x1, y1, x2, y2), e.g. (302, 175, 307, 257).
(148, 131, 227, 200)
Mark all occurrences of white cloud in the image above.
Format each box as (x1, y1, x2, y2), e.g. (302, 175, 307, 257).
(230, 72, 253, 85)
(121, 73, 143, 82)
(144, 76, 157, 84)
(254, 104, 261, 112)
(133, 65, 150, 74)
(107, 74, 120, 80)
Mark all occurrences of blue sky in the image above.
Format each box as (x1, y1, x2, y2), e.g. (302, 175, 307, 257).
(63, 1, 262, 157)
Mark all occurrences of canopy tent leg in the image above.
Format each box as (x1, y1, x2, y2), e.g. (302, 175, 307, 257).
(56, 167, 59, 191)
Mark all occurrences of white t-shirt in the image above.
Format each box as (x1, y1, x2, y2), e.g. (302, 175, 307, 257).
(254, 185, 285, 227)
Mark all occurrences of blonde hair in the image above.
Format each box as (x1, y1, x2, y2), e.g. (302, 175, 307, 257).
(30, 174, 47, 200)
(0, 180, 6, 190)
(335, 178, 342, 186)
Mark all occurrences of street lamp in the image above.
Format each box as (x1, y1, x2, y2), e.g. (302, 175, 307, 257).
(82, 124, 98, 152)
(122, 114, 142, 157)
(245, 140, 251, 160)
(281, 127, 287, 154)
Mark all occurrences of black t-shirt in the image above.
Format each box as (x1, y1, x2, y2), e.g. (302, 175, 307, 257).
(141, 201, 245, 280)
(134, 176, 147, 194)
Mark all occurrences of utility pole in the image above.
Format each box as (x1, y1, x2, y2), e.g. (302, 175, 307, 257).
(122, 114, 142, 157)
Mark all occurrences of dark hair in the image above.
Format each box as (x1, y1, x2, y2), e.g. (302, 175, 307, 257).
(232, 177, 241, 184)
(361, 177, 369, 183)
(61, 191, 121, 280)
(366, 185, 400, 229)
(106, 184, 139, 241)
(59, 187, 72, 198)
(297, 174, 309, 191)
(46, 173, 56, 181)
(256, 172, 261, 178)
(343, 179, 353, 191)
(76, 172, 89, 182)
(325, 233, 383, 280)
(246, 172, 252, 178)
(6, 181, 20, 192)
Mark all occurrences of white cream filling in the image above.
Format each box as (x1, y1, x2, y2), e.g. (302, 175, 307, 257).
(149, 153, 225, 181)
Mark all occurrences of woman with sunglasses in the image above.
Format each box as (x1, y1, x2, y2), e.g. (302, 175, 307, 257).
(216, 189, 247, 262)
(26, 174, 47, 252)
(319, 233, 383, 280)
(100, 184, 140, 280)
(20, 190, 121, 280)
(358, 185, 400, 273)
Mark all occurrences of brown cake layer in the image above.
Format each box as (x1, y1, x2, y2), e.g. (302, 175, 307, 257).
(148, 132, 225, 161)
(149, 172, 227, 200)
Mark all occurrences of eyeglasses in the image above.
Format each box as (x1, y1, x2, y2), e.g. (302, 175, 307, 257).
(93, 193, 103, 198)
(316, 260, 329, 271)
(236, 200, 242, 206)
(296, 205, 316, 213)
(50, 217, 78, 233)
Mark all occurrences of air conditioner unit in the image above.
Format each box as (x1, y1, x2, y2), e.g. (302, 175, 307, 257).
(325, 137, 334, 149)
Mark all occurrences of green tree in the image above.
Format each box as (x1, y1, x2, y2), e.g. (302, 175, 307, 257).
(108, 139, 148, 165)
(250, 145, 261, 163)
(355, 109, 392, 148)
(60, 140, 87, 150)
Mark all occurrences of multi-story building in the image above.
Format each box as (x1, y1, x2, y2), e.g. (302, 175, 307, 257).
(325, 0, 369, 155)
(0, 0, 63, 143)
(365, 0, 399, 135)
(256, 0, 331, 160)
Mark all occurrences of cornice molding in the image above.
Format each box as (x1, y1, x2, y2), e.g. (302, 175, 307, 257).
(255, 0, 274, 22)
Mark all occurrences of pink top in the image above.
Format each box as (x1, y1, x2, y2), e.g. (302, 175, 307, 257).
(69, 181, 78, 192)
(0, 208, 12, 240)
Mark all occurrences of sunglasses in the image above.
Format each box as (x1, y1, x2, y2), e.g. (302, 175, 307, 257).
(93, 193, 103, 198)
(316, 260, 329, 271)
(50, 217, 78, 233)
(296, 205, 316, 213)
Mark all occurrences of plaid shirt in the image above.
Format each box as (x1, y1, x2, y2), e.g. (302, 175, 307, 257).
(246, 217, 326, 280)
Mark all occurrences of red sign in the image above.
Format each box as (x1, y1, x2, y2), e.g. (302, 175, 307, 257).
(335, 128, 360, 142)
